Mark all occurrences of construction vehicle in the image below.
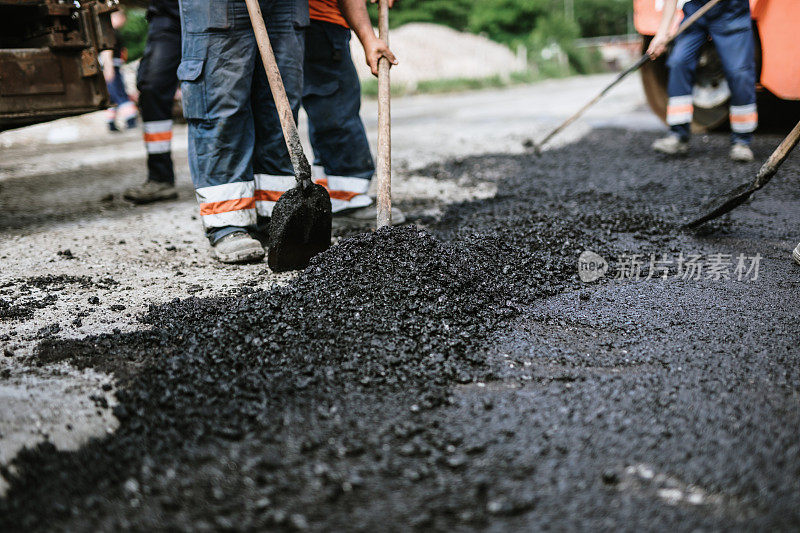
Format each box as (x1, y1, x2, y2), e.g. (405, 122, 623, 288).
(634, 0, 800, 130)
(0, 0, 117, 132)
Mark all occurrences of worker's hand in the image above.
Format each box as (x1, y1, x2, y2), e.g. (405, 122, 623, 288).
(369, 0, 396, 7)
(647, 31, 671, 59)
(363, 36, 398, 76)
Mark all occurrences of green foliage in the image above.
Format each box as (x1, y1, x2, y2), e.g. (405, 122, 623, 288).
(376, 0, 631, 42)
(360, 78, 409, 98)
(361, 72, 539, 98)
(117, 9, 148, 62)
(379, 0, 473, 30)
(574, 0, 631, 37)
(467, 0, 550, 45)
(416, 75, 507, 94)
(528, 12, 580, 49)
(525, 13, 606, 76)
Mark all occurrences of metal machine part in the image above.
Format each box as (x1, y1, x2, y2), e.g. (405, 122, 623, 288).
(0, 0, 117, 132)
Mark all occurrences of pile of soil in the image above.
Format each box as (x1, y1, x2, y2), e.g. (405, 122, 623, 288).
(349, 23, 526, 87)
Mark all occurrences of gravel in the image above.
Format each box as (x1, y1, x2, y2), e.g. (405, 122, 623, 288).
(1, 128, 798, 531)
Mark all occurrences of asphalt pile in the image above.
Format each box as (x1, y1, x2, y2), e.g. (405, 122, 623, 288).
(2, 225, 538, 530)
(1, 129, 799, 531)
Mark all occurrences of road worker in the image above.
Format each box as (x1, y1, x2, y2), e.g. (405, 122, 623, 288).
(101, 11, 138, 132)
(252, 0, 404, 227)
(304, 0, 404, 226)
(648, 0, 757, 162)
(177, 0, 311, 263)
(123, 0, 182, 204)
(179, 0, 400, 263)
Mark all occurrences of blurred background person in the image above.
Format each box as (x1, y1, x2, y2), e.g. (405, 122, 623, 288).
(648, 0, 757, 162)
(123, 0, 181, 204)
(100, 10, 139, 132)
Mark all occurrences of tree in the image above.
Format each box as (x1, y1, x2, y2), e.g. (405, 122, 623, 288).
(574, 0, 630, 37)
(467, 0, 550, 45)
(373, 0, 473, 31)
(378, 0, 630, 44)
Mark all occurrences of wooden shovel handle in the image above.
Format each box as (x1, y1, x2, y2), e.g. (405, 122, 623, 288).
(244, 0, 311, 184)
(754, 120, 800, 190)
(376, 0, 392, 228)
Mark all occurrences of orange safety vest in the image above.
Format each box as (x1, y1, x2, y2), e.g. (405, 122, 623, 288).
(309, 0, 349, 28)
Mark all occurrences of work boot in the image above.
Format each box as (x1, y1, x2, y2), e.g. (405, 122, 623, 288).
(793, 243, 800, 266)
(332, 204, 407, 229)
(211, 232, 265, 264)
(652, 135, 688, 155)
(730, 143, 754, 163)
(123, 180, 178, 204)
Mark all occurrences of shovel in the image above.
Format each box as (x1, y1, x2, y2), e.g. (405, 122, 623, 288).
(244, 0, 332, 272)
(376, 0, 392, 227)
(683, 119, 800, 229)
(530, 0, 725, 155)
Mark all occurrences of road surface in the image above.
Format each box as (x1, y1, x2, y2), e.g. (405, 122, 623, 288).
(1, 74, 798, 531)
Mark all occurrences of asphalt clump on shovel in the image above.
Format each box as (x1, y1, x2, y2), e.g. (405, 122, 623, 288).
(267, 181, 332, 273)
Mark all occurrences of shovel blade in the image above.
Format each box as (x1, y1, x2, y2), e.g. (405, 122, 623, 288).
(267, 183, 332, 272)
(684, 182, 755, 229)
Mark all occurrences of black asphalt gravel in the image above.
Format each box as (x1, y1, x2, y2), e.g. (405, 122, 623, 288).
(0, 276, 117, 322)
(1, 128, 798, 531)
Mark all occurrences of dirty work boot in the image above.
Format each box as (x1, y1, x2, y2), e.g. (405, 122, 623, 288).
(652, 135, 688, 155)
(123, 180, 178, 204)
(793, 243, 800, 266)
(333, 204, 407, 229)
(730, 143, 754, 163)
(212, 232, 265, 264)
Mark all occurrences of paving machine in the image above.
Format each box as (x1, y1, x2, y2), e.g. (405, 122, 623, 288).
(634, 0, 800, 131)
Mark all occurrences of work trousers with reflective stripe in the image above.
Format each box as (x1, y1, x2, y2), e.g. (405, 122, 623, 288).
(666, 0, 757, 145)
(255, 20, 375, 215)
(178, 0, 305, 243)
(137, 13, 181, 185)
(304, 19, 373, 212)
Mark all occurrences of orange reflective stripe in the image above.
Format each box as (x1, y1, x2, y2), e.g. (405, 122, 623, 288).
(328, 190, 360, 201)
(254, 190, 284, 202)
(667, 104, 693, 115)
(313, 179, 360, 201)
(730, 112, 758, 123)
(144, 131, 172, 142)
(199, 197, 255, 216)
